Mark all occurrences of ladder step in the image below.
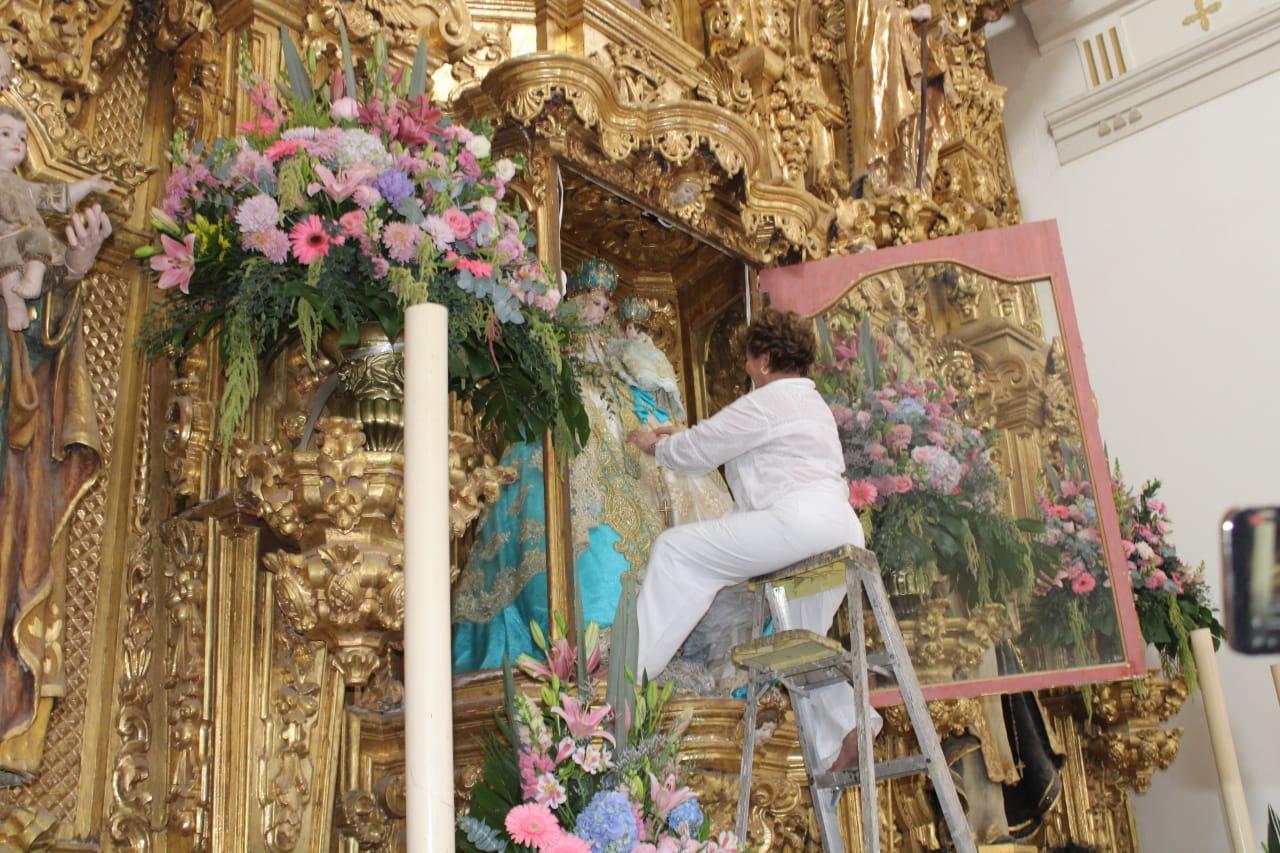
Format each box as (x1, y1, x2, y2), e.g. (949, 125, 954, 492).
(732, 629, 843, 672)
(733, 631, 894, 683)
(811, 754, 928, 791)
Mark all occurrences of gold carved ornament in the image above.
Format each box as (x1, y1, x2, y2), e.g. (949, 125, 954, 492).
(235, 417, 404, 687)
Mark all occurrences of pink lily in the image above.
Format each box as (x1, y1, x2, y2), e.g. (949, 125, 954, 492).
(150, 233, 196, 293)
(550, 695, 614, 744)
(517, 636, 605, 685)
(307, 163, 377, 202)
(648, 772, 695, 819)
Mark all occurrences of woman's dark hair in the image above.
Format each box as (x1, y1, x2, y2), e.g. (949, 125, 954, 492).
(744, 309, 816, 376)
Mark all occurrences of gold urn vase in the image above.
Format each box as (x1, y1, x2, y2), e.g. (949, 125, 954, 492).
(321, 322, 406, 453)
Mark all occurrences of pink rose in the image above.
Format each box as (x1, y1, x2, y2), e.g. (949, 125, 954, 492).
(893, 475, 913, 493)
(443, 207, 472, 240)
(1144, 569, 1168, 590)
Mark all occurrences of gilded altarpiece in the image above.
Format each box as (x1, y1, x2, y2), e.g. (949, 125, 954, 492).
(0, 0, 1188, 850)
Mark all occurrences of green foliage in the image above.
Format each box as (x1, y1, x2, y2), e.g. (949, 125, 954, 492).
(868, 490, 1042, 608)
(141, 240, 587, 450)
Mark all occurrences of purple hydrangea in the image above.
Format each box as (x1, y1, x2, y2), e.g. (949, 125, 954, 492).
(575, 791, 638, 853)
(375, 170, 415, 207)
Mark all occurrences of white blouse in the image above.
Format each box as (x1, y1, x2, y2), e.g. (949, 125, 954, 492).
(655, 378, 847, 512)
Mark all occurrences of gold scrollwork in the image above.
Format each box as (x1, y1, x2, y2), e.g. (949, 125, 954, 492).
(261, 629, 324, 853)
(161, 518, 210, 844)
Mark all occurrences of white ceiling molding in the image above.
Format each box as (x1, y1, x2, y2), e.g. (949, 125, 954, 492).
(1023, 0, 1140, 53)
(1039, 4, 1280, 162)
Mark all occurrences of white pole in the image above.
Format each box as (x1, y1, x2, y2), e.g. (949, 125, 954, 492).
(403, 302, 454, 851)
(1190, 627, 1254, 853)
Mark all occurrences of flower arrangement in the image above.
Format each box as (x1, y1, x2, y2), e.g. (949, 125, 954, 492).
(1112, 467, 1223, 690)
(1020, 442, 1118, 664)
(458, 617, 739, 853)
(815, 317, 1042, 607)
(138, 30, 587, 449)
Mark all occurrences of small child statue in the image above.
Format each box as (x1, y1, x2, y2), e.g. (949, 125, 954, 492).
(0, 46, 114, 330)
(613, 298, 686, 423)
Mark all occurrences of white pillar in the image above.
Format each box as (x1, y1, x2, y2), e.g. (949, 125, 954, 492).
(403, 302, 454, 851)
(1190, 627, 1254, 853)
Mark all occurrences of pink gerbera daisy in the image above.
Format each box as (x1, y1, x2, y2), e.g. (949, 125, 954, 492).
(1071, 572, 1096, 595)
(543, 833, 593, 853)
(289, 215, 331, 265)
(847, 480, 878, 510)
(504, 803, 560, 849)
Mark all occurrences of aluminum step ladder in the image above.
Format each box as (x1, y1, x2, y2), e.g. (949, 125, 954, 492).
(731, 544, 976, 853)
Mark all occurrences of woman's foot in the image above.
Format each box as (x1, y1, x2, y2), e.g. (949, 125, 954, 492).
(828, 728, 862, 773)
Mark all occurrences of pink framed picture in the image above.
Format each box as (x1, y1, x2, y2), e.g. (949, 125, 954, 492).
(761, 220, 1145, 704)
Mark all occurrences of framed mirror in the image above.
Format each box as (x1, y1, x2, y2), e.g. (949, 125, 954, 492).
(761, 221, 1146, 702)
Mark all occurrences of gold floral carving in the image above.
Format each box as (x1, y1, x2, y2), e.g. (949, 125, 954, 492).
(308, 0, 473, 57)
(0, 0, 132, 97)
(236, 417, 404, 685)
(161, 518, 210, 844)
(1087, 675, 1189, 798)
(451, 25, 513, 92)
(261, 629, 325, 852)
(109, 383, 159, 852)
(162, 343, 214, 500)
(866, 601, 1010, 682)
(340, 789, 395, 851)
(449, 431, 516, 541)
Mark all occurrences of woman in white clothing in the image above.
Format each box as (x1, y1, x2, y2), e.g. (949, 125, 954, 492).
(628, 309, 881, 771)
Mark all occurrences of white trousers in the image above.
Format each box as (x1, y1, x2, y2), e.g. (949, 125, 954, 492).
(636, 486, 883, 767)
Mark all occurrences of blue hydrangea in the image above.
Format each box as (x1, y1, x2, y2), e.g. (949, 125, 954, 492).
(375, 170, 415, 206)
(668, 798, 704, 834)
(575, 791, 639, 853)
(892, 398, 927, 422)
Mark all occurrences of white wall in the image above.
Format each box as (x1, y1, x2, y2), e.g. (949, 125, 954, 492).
(988, 15, 1280, 851)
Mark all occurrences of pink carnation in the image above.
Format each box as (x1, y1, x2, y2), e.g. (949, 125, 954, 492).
(1144, 569, 1168, 590)
(265, 138, 302, 161)
(339, 210, 369, 249)
(458, 149, 481, 179)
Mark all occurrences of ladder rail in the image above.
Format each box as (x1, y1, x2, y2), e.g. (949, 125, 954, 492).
(731, 545, 978, 853)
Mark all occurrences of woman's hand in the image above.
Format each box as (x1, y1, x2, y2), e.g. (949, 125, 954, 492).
(627, 429, 661, 455)
(653, 424, 682, 437)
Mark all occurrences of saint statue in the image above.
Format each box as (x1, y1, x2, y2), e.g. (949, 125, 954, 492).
(850, 1, 958, 193)
(0, 44, 112, 783)
(452, 260, 731, 673)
